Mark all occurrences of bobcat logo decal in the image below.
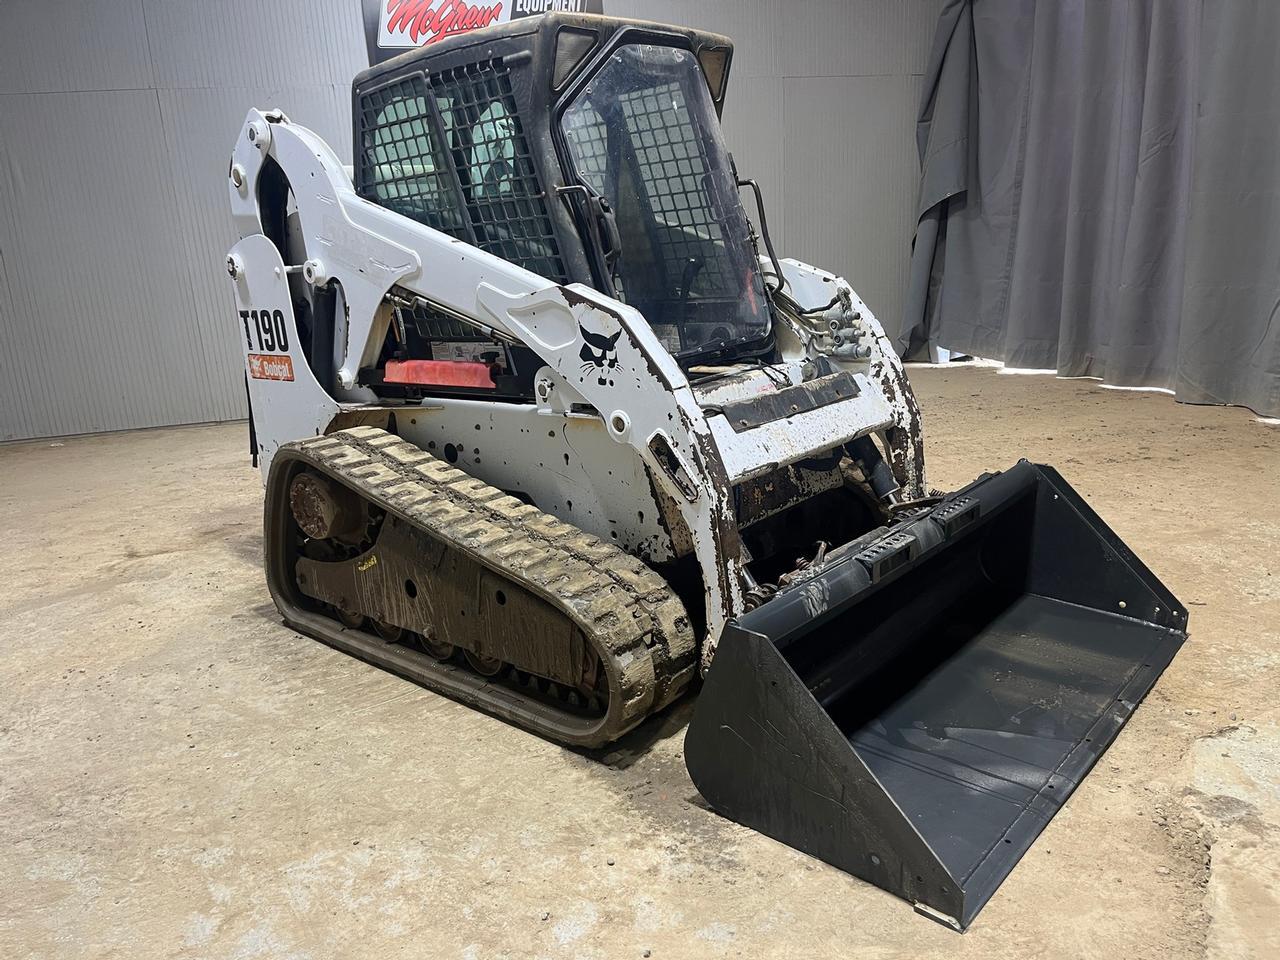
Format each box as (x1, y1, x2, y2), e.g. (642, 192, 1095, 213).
(579, 323, 621, 387)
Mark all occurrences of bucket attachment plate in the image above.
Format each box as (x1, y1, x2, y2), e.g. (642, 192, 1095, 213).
(685, 462, 1187, 930)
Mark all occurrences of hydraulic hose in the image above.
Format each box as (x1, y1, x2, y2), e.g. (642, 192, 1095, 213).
(849, 435, 900, 501)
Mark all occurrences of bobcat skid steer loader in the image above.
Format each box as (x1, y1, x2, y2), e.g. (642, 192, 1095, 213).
(225, 14, 1187, 929)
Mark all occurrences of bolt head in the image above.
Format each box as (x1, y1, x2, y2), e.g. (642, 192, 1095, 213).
(246, 120, 270, 150)
(301, 258, 328, 285)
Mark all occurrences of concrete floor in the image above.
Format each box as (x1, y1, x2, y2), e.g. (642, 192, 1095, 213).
(2, 365, 1278, 959)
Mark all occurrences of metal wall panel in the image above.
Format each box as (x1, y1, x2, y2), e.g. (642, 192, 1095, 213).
(0, 91, 217, 439)
(0, 0, 154, 94)
(778, 0, 939, 76)
(782, 75, 925, 336)
(0, 0, 366, 440)
(0, 1, 938, 440)
(143, 0, 366, 89)
(0, 164, 36, 440)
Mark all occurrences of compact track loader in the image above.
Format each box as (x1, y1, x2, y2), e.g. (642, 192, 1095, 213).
(226, 14, 1187, 929)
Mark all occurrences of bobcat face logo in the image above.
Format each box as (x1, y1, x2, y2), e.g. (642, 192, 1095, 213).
(579, 324, 621, 386)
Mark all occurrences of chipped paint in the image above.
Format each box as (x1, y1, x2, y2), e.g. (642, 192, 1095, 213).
(774, 259, 928, 500)
(231, 113, 928, 678)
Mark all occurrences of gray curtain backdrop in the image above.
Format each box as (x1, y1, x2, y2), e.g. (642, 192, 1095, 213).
(899, 0, 1280, 418)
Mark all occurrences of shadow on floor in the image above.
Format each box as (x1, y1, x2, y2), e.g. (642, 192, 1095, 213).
(585, 696, 697, 770)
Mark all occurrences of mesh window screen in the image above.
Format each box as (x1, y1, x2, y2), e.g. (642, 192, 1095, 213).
(560, 101, 624, 299)
(431, 61, 568, 282)
(356, 76, 470, 239)
(618, 81, 734, 298)
(564, 44, 770, 357)
(566, 102, 611, 192)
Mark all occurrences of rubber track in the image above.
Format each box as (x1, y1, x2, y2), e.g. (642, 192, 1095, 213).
(276, 426, 697, 744)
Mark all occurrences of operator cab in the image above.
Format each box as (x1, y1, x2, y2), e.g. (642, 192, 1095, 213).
(350, 13, 775, 399)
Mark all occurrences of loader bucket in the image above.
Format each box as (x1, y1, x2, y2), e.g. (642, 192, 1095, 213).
(685, 461, 1187, 930)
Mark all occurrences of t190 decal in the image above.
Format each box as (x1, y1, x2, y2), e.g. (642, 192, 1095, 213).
(240, 309, 290, 353)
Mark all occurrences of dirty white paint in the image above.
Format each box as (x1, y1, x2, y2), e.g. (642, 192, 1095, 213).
(229, 110, 920, 659)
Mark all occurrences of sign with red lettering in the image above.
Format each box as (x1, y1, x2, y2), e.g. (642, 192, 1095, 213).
(366, 0, 604, 62)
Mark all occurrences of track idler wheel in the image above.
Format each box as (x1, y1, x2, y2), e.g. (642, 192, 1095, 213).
(290, 471, 364, 540)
